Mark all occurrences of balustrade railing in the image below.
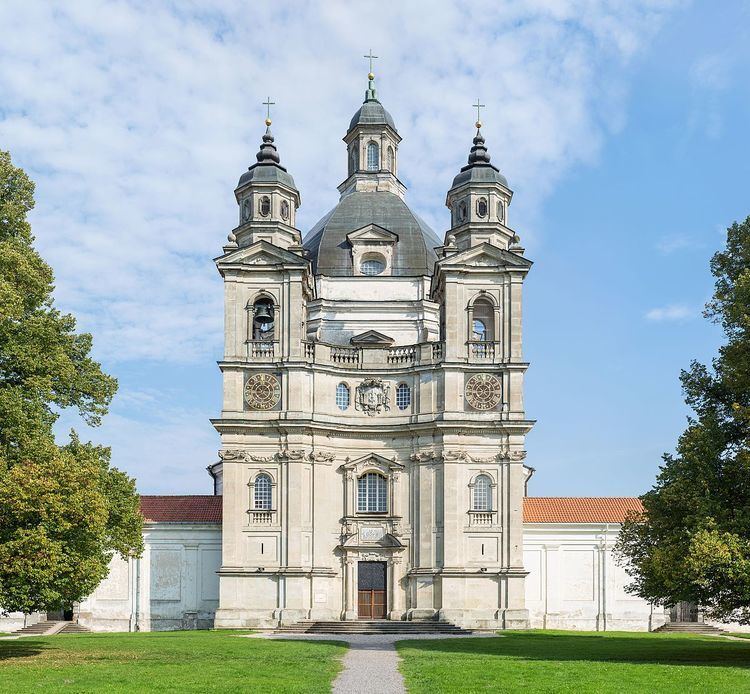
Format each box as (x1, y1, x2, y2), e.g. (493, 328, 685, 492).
(468, 511, 495, 526)
(249, 510, 274, 525)
(248, 340, 277, 360)
(387, 346, 416, 365)
(468, 341, 497, 360)
(331, 346, 361, 365)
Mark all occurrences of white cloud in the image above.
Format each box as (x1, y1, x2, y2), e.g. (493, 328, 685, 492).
(645, 304, 695, 322)
(655, 234, 704, 254)
(0, 0, 681, 365)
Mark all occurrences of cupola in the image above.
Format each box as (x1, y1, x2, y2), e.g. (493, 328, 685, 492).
(445, 112, 517, 251)
(339, 61, 404, 200)
(226, 104, 302, 253)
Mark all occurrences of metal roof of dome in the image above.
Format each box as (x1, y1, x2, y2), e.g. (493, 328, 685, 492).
(237, 126, 297, 191)
(303, 191, 440, 277)
(451, 128, 508, 189)
(348, 99, 397, 132)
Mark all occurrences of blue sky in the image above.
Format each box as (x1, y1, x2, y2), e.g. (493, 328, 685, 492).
(1, 1, 747, 495)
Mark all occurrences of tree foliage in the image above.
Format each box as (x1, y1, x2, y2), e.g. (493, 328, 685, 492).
(616, 216, 750, 623)
(0, 151, 143, 614)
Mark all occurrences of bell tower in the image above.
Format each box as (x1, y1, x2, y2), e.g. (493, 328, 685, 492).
(444, 103, 516, 252)
(227, 98, 302, 252)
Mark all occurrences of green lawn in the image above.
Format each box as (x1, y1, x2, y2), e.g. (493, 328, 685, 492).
(0, 630, 346, 693)
(397, 630, 750, 693)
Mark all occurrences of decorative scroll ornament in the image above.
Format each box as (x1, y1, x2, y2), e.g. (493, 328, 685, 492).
(355, 378, 390, 416)
(444, 449, 511, 464)
(409, 450, 437, 462)
(218, 448, 312, 463)
(309, 450, 336, 463)
(244, 373, 281, 410)
(464, 373, 502, 410)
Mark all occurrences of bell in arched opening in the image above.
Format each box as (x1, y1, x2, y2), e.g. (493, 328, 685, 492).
(253, 300, 275, 341)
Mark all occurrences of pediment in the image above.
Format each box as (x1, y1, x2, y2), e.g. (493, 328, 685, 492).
(350, 330, 395, 346)
(215, 240, 307, 268)
(438, 242, 532, 270)
(340, 453, 405, 475)
(341, 532, 405, 549)
(346, 224, 399, 245)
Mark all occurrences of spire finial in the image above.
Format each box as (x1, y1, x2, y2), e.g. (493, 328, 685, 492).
(363, 50, 379, 102)
(473, 98, 485, 130)
(262, 96, 275, 127)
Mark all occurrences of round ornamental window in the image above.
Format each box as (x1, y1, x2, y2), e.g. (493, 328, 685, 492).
(244, 373, 281, 410)
(260, 196, 271, 217)
(477, 198, 488, 217)
(464, 373, 502, 410)
(360, 258, 385, 276)
(280, 200, 290, 221)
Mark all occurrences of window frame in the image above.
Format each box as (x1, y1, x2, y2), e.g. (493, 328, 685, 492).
(366, 141, 379, 171)
(360, 257, 385, 276)
(260, 195, 271, 217)
(472, 474, 492, 512)
(357, 472, 388, 514)
(336, 382, 350, 411)
(396, 382, 411, 411)
(253, 472, 273, 510)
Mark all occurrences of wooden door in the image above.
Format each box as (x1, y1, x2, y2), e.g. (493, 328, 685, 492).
(358, 561, 387, 619)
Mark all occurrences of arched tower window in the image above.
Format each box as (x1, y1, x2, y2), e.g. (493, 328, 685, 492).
(349, 145, 358, 175)
(254, 473, 273, 510)
(472, 298, 494, 342)
(386, 146, 394, 172)
(472, 474, 492, 511)
(252, 298, 275, 342)
(260, 196, 271, 216)
(357, 472, 387, 513)
(367, 142, 379, 171)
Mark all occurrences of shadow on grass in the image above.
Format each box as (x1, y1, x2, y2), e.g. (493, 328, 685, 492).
(0, 639, 47, 660)
(396, 631, 750, 669)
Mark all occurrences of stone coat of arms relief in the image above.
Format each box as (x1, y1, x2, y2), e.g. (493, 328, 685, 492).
(355, 378, 390, 416)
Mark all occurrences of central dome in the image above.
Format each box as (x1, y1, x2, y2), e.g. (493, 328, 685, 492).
(303, 191, 440, 277)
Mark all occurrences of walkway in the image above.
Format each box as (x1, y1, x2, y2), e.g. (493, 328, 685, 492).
(249, 631, 495, 694)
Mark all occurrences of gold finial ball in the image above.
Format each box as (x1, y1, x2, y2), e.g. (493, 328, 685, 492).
(265, 117, 272, 126)
(368, 72, 375, 81)
(475, 120, 482, 129)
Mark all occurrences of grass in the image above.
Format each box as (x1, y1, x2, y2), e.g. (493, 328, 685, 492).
(396, 630, 750, 693)
(0, 630, 346, 693)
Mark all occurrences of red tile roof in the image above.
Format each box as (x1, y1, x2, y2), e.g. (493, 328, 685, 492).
(138, 495, 642, 525)
(523, 497, 643, 524)
(140, 495, 222, 524)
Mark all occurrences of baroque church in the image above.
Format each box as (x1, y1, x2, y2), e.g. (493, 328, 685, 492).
(6, 70, 728, 634)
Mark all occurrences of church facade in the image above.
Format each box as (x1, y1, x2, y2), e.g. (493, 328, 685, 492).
(5, 75, 725, 635)
(212, 74, 533, 629)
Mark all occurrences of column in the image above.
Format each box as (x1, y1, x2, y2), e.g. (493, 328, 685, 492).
(388, 557, 404, 620)
(343, 558, 357, 621)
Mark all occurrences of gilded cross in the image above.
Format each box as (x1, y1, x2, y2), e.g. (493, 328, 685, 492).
(262, 96, 275, 123)
(473, 98, 485, 125)
(364, 49, 379, 74)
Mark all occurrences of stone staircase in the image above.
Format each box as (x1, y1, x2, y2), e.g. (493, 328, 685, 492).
(12, 620, 91, 637)
(657, 622, 724, 635)
(274, 620, 472, 635)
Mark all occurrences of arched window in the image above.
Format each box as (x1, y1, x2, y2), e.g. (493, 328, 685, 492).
(252, 299, 275, 342)
(357, 472, 387, 513)
(497, 201, 505, 222)
(349, 146, 358, 175)
(280, 200, 289, 221)
(458, 200, 468, 222)
(336, 382, 350, 410)
(260, 196, 271, 216)
(360, 256, 385, 276)
(387, 146, 394, 172)
(473, 474, 492, 511)
(254, 473, 273, 510)
(367, 142, 379, 171)
(477, 198, 488, 217)
(472, 298, 494, 342)
(396, 383, 411, 410)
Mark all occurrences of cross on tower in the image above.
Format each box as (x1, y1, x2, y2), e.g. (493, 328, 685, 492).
(473, 98, 485, 127)
(262, 96, 275, 125)
(364, 49, 378, 76)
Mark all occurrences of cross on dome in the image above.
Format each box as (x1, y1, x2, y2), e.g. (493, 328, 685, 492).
(473, 98, 485, 129)
(363, 49, 378, 79)
(262, 96, 275, 126)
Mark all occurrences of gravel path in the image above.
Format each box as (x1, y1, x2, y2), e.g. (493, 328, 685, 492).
(248, 631, 496, 694)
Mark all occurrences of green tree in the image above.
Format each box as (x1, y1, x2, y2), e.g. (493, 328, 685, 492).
(0, 150, 143, 614)
(616, 216, 750, 624)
